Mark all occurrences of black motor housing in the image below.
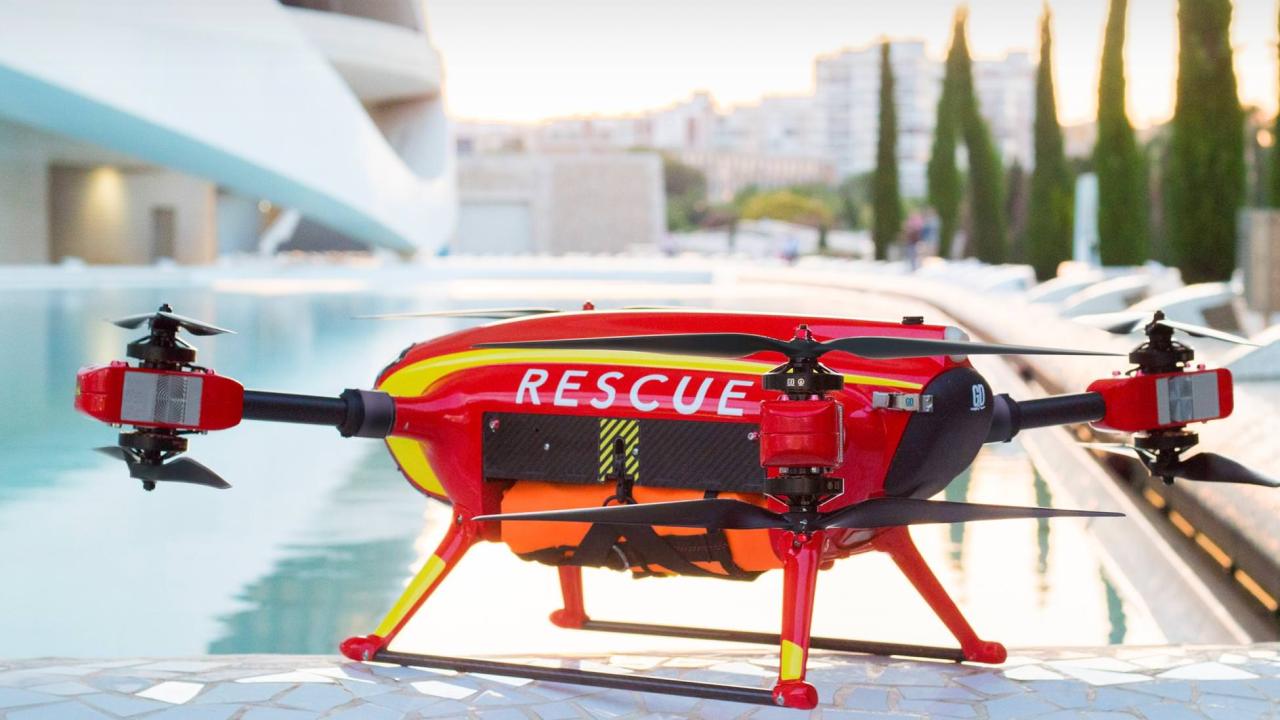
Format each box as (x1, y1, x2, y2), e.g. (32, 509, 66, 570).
(881, 366, 995, 499)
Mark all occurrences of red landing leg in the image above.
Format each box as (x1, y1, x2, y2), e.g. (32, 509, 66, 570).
(550, 565, 589, 629)
(771, 531, 822, 710)
(341, 514, 480, 661)
(872, 526, 1006, 664)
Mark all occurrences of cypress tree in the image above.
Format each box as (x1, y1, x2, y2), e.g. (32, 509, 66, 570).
(964, 102, 1008, 264)
(928, 12, 964, 257)
(1027, 6, 1074, 280)
(1269, 4, 1280, 206)
(1095, 0, 1148, 265)
(872, 41, 903, 260)
(950, 10, 1007, 263)
(1167, 0, 1243, 282)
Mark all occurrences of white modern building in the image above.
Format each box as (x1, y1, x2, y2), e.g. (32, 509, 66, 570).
(815, 40, 1035, 197)
(816, 40, 941, 197)
(974, 51, 1035, 168)
(0, 0, 455, 264)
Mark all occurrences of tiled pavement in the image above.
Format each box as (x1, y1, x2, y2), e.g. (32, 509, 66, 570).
(2, 645, 1278, 718)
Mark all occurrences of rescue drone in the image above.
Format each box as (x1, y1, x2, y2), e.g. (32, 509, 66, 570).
(75, 303, 1276, 710)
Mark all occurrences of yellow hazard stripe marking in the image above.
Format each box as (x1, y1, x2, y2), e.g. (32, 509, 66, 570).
(599, 417, 639, 480)
(375, 554, 447, 637)
(780, 639, 805, 680)
(378, 348, 922, 497)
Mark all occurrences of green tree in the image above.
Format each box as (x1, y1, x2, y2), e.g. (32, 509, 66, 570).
(1027, 6, 1075, 280)
(964, 109, 1008, 263)
(872, 41, 903, 260)
(928, 15, 963, 257)
(1166, 0, 1243, 282)
(929, 9, 1006, 263)
(1270, 5, 1280, 206)
(1095, 0, 1148, 265)
(740, 190, 834, 228)
(660, 153, 708, 231)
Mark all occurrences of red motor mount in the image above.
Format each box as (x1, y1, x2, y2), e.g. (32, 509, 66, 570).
(76, 361, 245, 432)
(1088, 368, 1232, 433)
(758, 399, 844, 469)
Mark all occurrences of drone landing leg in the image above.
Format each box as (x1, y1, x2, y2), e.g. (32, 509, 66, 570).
(340, 515, 479, 660)
(550, 565, 589, 628)
(873, 526, 1006, 664)
(771, 531, 822, 710)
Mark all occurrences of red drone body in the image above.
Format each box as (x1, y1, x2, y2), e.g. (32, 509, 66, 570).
(75, 305, 1267, 710)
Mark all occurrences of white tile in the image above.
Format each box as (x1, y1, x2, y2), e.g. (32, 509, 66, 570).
(1157, 662, 1258, 681)
(138, 661, 226, 673)
(410, 679, 477, 700)
(662, 657, 718, 668)
(1218, 653, 1248, 665)
(606, 655, 664, 670)
(472, 673, 534, 687)
(1130, 655, 1195, 670)
(136, 680, 203, 704)
(1054, 667, 1152, 686)
(1003, 665, 1065, 681)
(706, 661, 775, 677)
(296, 667, 377, 684)
(234, 671, 334, 684)
(1246, 650, 1277, 659)
(1048, 657, 1140, 673)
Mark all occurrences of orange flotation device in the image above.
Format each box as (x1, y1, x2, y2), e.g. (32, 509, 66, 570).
(499, 482, 783, 578)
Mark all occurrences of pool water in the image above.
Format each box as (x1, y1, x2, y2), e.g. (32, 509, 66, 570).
(0, 277, 1162, 659)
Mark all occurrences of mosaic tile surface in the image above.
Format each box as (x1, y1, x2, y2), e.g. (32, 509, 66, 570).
(1, 645, 1278, 718)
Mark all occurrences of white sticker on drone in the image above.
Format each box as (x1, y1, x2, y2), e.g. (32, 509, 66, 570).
(120, 371, 202, 426)
(1155, 373, 1219, 424)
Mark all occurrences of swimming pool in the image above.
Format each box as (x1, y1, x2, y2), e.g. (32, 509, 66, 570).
(0, 270, 1163, 658)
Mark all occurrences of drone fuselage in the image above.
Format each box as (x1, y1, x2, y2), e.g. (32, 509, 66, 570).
(377, 310, 996, 570)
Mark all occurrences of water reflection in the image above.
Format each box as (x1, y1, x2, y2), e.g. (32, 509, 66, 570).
(208, 449, 425, 654)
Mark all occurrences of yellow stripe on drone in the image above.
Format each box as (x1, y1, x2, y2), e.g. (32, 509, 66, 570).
(375, 554, 447, 637)
(780, 639, 806, 680)
(378, 348, 923, 498)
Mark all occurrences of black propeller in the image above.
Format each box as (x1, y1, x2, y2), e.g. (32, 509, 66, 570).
(112, 306, 233, 336)
(475, 496, 1121, 532)
(1074, 311, 1256, 346)
(354, 307, 561, 320)
(476, 331, 1119, 361)
(95, 447, 230, 490)
(1083, 443, 1278, 488)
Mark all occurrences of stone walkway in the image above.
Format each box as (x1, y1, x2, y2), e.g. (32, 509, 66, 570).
(2, 644, 1278, 719)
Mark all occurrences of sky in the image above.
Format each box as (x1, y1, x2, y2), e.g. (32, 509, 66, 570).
(424, 0, 1279, 128)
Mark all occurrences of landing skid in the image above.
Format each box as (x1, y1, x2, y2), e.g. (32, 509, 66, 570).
(571, 619, 967, 662)
(371, 649, 776, 705)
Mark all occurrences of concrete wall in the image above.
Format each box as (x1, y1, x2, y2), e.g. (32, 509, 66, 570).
(49, 166, 216, 264)
(454, 153, 662, 255)
(0, 122, 49, 263)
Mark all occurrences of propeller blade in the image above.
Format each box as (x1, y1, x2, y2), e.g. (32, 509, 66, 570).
(1169, 453, 1279, 488)
(1157, 320, 1256, 346)
(1072, 311, 1146, 334)
(355, 307, 561, 320)
(95, 447, 230, 489)
(819, 336, 1120, 359)
(476, 333, 797, 359)
(818, 496, 1122, 529)
(1079, 442, 1155, 462)
(1072, 312, 1255, 346)
(129, 457, 230, 489)
(476, 498, 789, 530)
(111, 310, 232, 336)
(95, 446, 132, 461)
(111, 313, 156, 330)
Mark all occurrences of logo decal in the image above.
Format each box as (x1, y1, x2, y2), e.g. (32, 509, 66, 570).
(970, 384, 987, 411)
